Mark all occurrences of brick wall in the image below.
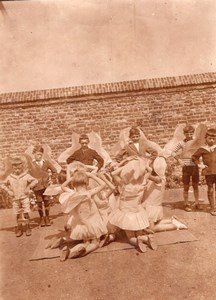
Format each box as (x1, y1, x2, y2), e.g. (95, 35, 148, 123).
(0, 72, 216, 159)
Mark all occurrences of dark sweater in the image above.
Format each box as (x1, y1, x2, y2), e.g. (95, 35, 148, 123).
(66, 147, 104, 170)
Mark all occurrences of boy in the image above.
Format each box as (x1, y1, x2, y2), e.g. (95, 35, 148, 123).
(1, 157, 38, 237)
(171, 125, 200, 212)
(66, 134, 104, 171)
(30, 146, 57, 226)
(192, 128, 216, 216)
(115, 127, 158, 163)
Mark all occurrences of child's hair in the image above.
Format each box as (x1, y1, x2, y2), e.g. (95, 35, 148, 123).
(11, 157, 23, 166)
(183, 125, 194, 133)
(129, 127, 140, 138)
(206, 128, 216, 138)
(79, 134, 89, 143)
(32, 145, 44, 154)
(71, 171, 89, 188)
(58, 169, 67, 184)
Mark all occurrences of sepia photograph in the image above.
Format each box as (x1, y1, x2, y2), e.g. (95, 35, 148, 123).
(0, 0, 216, 299)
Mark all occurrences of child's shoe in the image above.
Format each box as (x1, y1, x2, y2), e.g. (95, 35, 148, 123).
(39, 217, 46, 227)
(26, 227, 32, 236)
(185, 204, 192, 212)
(68, 246, 86, 259)
(172, 216, 188, 230)
(147, 234, 158, 250)
(60, 246, 70, 262)
(16, 224, 23, 237)
(137, 238, 147, 253)
(45, 216, 51, 226)
(210, 209, 216, 216)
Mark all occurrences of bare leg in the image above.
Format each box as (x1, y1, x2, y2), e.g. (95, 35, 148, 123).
(151, 217, 187, 232)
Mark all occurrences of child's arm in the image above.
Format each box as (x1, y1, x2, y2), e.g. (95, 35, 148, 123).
(97, 173, 115, 197)
(148, 174, 162, 185)
(110, 166, 125, 186)
(0, 178, 14, 197)
(24, 175, 38, 194)
(86, 172, 106, 197)
(61, 177, 73, 192)
(191, 148, 207, 169)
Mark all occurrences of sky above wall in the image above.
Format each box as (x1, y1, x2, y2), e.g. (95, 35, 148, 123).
(0, 0, 216, 93)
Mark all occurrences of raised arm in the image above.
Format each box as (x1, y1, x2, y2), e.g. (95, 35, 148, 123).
(86, 172, 106, 196)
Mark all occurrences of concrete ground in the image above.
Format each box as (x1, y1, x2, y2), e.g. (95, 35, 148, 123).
(1, 187, 216, 300)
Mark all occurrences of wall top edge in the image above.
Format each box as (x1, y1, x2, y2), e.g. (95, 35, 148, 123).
(0, 72, 216, 104)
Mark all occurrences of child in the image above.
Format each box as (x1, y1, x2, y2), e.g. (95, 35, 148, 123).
(192, 128, 216, 216)
(109, 157, 157, 253)
(30, 145, 57, 227)
(95, 173, 118, 246)
(1, 157, 38, 237)
(171, 125, 200, 212)
(143, 157, 188, 232)
(115, 127, 158, 163)
(59, 170, 108, 260)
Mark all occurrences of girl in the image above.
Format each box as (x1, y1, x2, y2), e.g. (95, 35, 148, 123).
(59, 170, 108, 260)
(108, 157, 157, 253)
(143, 156, 188, 232)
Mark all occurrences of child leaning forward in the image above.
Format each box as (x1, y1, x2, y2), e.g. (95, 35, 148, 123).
(59, 170, 108, 260)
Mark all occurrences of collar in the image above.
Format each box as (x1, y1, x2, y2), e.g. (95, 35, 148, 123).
(10, 170, 28, 179)
(32, 159, 45, 163)
(200, 144, 216, 152)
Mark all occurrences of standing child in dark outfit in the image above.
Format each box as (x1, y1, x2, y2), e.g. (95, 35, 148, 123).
(30, 146, 57, 226)
(171, 125, 200, 212)
(1, 158, 38, 237)
(192, 128, 216, 216)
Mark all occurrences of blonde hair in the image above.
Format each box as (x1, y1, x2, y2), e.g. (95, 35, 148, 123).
(71, 171, 89, 187)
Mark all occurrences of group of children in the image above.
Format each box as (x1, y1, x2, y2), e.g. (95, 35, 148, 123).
(0, 124, 216, 260)
(1, 146, 57, 237)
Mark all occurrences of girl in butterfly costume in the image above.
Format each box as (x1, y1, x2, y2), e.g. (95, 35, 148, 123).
(59, 170, 108, 260)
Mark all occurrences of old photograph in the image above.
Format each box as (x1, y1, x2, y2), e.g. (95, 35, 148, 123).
(0, 1, 216, 299)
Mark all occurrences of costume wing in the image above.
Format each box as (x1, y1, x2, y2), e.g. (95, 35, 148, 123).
(60, 191, 87, 214)
(162, 123, 186, 158)
(0, 157, 12, 181)
(183, 123, 208, 157)
(120, 157, 148, 183)
(88, 131, 112, 166)
(24, 143, 62, 173)
(57, 131, 80, 163)
(43, 184, 62, 196)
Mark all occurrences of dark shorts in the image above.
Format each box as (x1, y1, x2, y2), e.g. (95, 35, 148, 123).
(182, 165, 199, 185)
(34, 189, 49, 203)
(205, 175, 216, 187)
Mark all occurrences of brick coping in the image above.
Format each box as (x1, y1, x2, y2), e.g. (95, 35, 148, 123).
(0, 72, 216, 104)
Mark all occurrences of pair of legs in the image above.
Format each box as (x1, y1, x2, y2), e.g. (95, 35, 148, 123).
(16, 212, 32, 237)
(182, 165, 200, 211)
(14, 198, 32, 237)
(125, 229, 157, 253)
(148, 217, 188, 233)
(205, 175, 216, 216)
(60, 238, 100, 261)
(34, 189, 51, 226)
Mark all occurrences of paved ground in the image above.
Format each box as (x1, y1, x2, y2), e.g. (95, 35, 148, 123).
(1, 187, 216, 300)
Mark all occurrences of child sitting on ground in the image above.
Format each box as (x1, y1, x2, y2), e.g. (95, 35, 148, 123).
(1, 157, 38, 237)
(59, 170, 108, 260)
